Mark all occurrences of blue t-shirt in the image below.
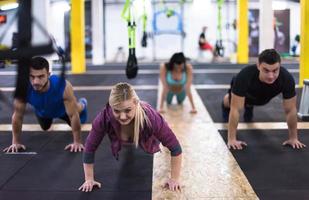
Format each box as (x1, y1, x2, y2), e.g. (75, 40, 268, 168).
(27, 75, 67, 118)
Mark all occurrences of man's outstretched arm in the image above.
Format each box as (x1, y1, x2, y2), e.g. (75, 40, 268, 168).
(63, 81, 84, 152)
(227, 93, 247, 150)
(3, 99, 26, 152)
(282, 96, 306, 149)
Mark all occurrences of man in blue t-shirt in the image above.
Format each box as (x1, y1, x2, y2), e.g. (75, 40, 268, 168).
(222, 49, 305, 150)
(3, 57, 87, 153)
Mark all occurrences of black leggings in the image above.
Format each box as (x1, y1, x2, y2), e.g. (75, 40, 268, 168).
(35, 114, 71, 131)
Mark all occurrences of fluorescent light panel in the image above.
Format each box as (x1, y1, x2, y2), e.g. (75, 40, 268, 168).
(0, 2, 18, 11)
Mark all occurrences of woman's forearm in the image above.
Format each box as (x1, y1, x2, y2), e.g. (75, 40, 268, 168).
(160, 88, 168, 109)
(187, 90, 195, 110)
(83, 163, 95, 181)
(185, 86, 196, 110)
(170, 154, 182, 180)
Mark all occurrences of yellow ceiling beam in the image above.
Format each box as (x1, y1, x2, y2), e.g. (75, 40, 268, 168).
(0, 0, 17, 7)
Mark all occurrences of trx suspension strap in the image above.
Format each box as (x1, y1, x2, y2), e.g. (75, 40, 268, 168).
(141, 0, 148, 48)
(0, 1, 55, 101)
(0, 1, 66, 102)
(32, 18, 66, 80)
(215, 0, 225, 57)
(122, 0, 138, 79)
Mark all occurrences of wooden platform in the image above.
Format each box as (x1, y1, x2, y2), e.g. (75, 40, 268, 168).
(152, 82, 258, 199)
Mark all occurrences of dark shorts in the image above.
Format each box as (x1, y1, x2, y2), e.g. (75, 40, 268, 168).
(227, 77, 235, 103)
(35, 113, 71, 131)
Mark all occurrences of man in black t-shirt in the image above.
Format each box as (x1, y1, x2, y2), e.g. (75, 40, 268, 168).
(222, 49, 306, 150)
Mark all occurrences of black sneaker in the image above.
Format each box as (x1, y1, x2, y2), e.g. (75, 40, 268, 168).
(221, 102, 230, 122)
(244, 106, 254, 122)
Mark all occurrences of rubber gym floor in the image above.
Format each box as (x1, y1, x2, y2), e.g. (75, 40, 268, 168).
(0, 62, 308, 200)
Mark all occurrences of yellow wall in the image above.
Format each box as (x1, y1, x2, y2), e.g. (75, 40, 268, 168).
(299, 0, 309, 86)
(70, 0, 86, 74)
(237, 0, 249, 64)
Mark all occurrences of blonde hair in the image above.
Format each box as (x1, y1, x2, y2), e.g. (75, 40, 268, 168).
(109, 82, 150, 147)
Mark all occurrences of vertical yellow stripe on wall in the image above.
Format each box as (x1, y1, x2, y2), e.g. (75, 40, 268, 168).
(0, 0, 17, 6)
(71, 0, 86, 74)
(299, 0, 309, 87)
(237, 0, 249, 64)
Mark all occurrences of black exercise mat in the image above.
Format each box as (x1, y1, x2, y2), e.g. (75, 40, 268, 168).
(0, 90, 157, 124)
(0, 62, 299, 72)
(0, 73, 158, 87)
(66, 74, 158, 86)
(219, 129, 309, 200)
(193, 73, 237, 84)
(0, 72, 299, 87)
(0, 132, 56, 188)
(0, 132, 153, 200)
(85, 63, 299, 70)
(0, 190, 151, 200)
(197, 88, 302, 122)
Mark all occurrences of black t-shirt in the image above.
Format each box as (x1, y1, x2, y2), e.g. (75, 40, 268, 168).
(231, 64, 296, 105)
